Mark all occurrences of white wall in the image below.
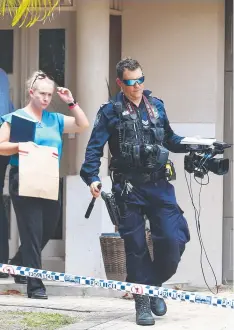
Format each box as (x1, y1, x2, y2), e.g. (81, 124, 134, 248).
(122, 0, 225, 287)
(66, 175, 114, 278)
(65, 0, 114, 279)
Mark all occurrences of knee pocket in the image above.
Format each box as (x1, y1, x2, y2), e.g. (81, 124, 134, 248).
(121, 233, 148, 258)
(117, 203, 143, 230)
(162, 260, 179, 280)
(118, 208, 147, 254)
(176, 205, 190, 243)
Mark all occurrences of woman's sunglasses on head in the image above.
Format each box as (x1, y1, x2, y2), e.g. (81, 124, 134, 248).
(122, 76, 145, 86)
(31, 72, 55, 88)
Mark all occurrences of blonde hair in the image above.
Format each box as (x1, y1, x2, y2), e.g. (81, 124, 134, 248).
(26, 70, 55, 92)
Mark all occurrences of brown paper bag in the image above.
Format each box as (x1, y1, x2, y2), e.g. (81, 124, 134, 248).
(18, 143, 59, 200)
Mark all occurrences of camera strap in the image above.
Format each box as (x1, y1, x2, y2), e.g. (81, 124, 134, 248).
(123, 95, 158, 125)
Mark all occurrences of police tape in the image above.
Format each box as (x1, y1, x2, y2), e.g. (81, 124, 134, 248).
(0, 263, 233, 309)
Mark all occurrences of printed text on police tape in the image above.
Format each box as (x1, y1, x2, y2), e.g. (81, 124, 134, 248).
(0, 263, 233, 309)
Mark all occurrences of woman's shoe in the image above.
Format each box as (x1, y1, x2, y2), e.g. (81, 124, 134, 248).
(28, 288, 48, 299)
(12, 275, 27, 284)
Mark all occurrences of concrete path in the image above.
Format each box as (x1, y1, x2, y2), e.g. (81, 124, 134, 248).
(0, 293, 233, 329)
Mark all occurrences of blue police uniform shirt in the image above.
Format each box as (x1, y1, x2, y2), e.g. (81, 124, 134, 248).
(1, 109, 64, 166)
(0, 69, 14, 123)
(80, 90, 186, 186)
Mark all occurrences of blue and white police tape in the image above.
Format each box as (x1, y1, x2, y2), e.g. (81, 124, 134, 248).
(0, 263, 233, 309)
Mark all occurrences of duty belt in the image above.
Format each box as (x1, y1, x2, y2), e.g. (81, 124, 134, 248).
(113, 170, 165, 185)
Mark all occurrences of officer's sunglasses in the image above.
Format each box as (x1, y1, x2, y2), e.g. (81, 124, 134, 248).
(31, 72, 55, 88)
(122, 76, 145, 86)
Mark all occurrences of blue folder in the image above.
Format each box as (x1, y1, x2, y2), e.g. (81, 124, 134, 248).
(10, 114, 37, 143)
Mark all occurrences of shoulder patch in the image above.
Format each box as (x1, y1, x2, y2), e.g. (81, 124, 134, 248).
(94, 112, 102, 128)
(153, 106, 160, 119)
(99, 102, 110, 110)
(155, 97, 164, 104)
(93, 102, 110, 128)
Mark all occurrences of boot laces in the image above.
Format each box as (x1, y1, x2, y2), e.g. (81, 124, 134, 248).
(135, 295, 150, 313)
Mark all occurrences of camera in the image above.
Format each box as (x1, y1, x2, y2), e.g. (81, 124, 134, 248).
(184, 141, 231, 179)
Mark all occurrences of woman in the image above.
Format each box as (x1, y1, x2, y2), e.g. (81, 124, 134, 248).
(0, 71, 89, 299)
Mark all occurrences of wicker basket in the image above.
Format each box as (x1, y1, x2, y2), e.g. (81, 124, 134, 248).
(100, 231, 153, 281)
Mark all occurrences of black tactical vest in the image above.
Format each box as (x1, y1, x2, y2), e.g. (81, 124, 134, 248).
(111, 94, 169, 172)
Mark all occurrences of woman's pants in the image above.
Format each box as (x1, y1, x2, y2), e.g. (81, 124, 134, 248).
(9, 166, 61, 294)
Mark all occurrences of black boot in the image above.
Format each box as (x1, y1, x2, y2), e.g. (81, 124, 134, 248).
(0, 272, 9, 279)
(9, 257, 27, 284)
(150, 297, 167, 316)
(28, 288, 48, 299)
(12, 275, 27, 284)
(133, 294, 155, 326)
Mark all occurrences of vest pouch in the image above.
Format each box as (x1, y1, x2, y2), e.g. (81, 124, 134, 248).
(156, 145, 169, 166)
(151, 127, 164, 143)
(133, 145, 141, 167)
(120, 142, 133, 164)
(123, 121, 137, 139)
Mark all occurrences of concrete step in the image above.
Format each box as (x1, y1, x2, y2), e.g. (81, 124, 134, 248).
(0, 278, 123, 298)
(0, 277, 191, 298)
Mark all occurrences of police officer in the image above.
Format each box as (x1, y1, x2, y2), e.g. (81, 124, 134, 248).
(0, 68, 26, 283)
(0, 68, 12, 279)
(80, 58, 190, 326)
(0, 153, 10, 278)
